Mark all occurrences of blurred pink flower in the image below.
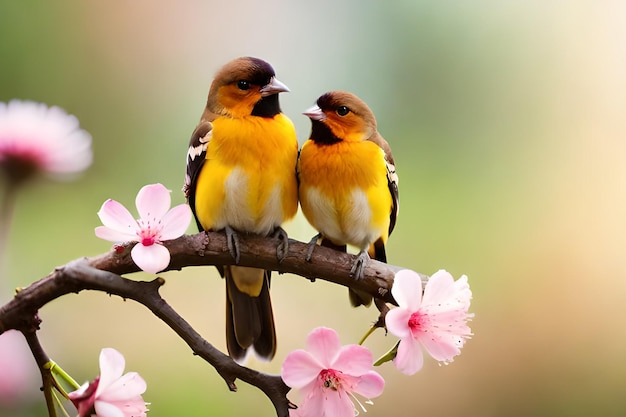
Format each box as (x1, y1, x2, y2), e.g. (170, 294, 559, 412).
(95, 183, 191, 273)
(0, 100, 92, 183)
(385, 269, 473, 375)
(281, 327, 384, 417)
(68, 348, 148, 417)
(0, 330, 35, 406)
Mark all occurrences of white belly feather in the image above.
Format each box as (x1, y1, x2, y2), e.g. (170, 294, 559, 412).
(305, 187, 378, 250)
(214, 167, 283, 235)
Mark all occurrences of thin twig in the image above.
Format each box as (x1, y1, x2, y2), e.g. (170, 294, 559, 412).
(22, 329, 57, 417)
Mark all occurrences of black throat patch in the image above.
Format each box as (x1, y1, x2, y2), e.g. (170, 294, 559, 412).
(310, 120, 341, 145)
(251, 94, 282, 118)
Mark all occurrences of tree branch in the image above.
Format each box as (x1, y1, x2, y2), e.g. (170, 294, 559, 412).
(92, 230, 422, 300)
(0, 231, 428, 417)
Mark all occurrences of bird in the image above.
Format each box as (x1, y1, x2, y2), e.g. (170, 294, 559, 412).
(297, 91, 399, 307)
(183, 57, 299, 361)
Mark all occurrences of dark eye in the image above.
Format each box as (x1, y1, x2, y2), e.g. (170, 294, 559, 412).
(237, 80, 250, 90)
(336, 106, 350, 116)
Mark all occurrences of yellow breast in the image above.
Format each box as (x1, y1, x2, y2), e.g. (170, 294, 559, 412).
(298, 139, 392, 249)
(194, 114, 298, 235)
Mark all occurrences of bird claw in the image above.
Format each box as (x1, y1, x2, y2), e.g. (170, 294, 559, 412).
(350, 251, 370, 280)
(224, 226, 240, 264)
(305, 233, 322, 262)
(272, 226, 290, 263)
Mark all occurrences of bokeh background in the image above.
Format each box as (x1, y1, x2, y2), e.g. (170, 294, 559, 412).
(1, 1, 626, 416)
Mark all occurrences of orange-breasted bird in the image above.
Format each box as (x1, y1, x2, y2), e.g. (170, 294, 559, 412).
(183, 57, 298, 361)
(297, 91, 399, 307)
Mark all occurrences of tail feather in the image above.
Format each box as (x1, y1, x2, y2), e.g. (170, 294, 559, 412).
(320, 238, 375, 308)
(225, 267, 276, 362)
(252, 272, 276, 359)
(370, 238, 387, 263)
(225, 292, 247, 361)
(348, 287, 373, 308)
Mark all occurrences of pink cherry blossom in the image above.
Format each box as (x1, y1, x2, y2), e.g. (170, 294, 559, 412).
(0, 100, 92, 183)
(385, 269, 473, 375)
(281, 327, 384, 417)
(68, 348, 148, 417)
(95, 183, 191, 273)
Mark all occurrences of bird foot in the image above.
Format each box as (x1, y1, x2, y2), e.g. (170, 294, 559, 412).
(350, 250, 370, 280)
(224, 226, 240, 264)
(272, 226, 290, 263)
(305, 233, 322, 262)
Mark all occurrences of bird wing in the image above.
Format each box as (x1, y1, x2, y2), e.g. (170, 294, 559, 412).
(183, 120, 213, 230)
(386, 150, 399, 236)
(369, 133, 399, 236)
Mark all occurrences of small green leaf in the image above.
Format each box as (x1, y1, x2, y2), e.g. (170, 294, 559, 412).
(374, 340, 400, 366)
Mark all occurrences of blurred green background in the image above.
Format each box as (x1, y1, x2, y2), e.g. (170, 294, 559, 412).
(2, 1, 626, 416)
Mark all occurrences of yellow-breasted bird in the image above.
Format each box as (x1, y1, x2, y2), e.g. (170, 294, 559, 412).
(183, 57, 298, 361)
(297, 91, 399, 307)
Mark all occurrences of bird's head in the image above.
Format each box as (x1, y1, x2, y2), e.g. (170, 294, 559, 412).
(304, 91, 377, 144)
(207, 57, 289, 118)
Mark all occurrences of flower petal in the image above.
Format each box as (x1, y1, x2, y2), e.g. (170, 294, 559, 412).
(135, 183, 171, 220)
(421, 269, 455, 306)
(95, 226, 137, 243)
(67, 381, 90, 401)
(94, 400, 125, 417)
(354, 371, 385, 399)
(449, 274, 473, 310)
(96, 348, 126, 394)
(297, 386, 324, 417)
(305, 327, 341, 368)
(420, 333, 463, 363)
(97, 372, 147, 401)
(281, 350, 324, 389)
(384, 308, 412, 339)
(97, 199, 138, 235)
(44, 119, 93, 176)
(323, 389, 354, 417)
(331, 344, 374, 377)
(158, 204, 192, 240)
(131, 243, 170, 274)
(393, 336, 424, 375)
(391, 270, 423, 311)
(288, 407, 305, 417)
(96, 399, 147, 417)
